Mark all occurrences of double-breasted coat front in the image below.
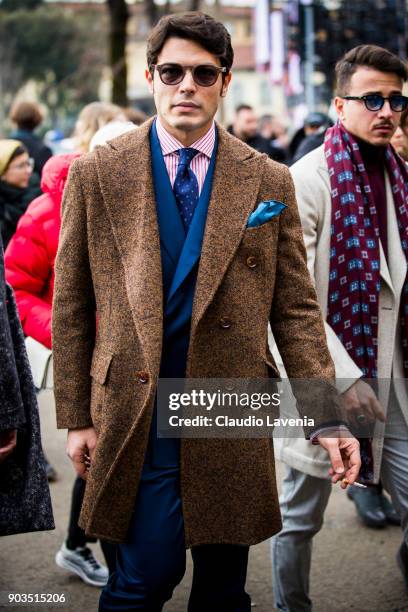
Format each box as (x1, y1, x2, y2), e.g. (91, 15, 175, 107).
(52, 119, 338, 545)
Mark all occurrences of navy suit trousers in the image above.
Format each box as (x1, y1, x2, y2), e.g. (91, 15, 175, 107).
(99, 463, 251, 611)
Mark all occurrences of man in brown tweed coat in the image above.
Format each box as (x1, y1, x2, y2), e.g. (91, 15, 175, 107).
(52, 12, 360, 611)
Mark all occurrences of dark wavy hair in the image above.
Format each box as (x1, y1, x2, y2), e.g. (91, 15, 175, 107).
(336, 45, 408, 96)
(146, 12, 234, 74)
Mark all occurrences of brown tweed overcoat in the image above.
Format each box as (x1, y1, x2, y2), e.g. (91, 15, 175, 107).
(52, 118, 337, 545)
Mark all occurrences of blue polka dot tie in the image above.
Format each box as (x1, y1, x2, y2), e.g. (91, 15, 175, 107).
(173, 147, 199, 232)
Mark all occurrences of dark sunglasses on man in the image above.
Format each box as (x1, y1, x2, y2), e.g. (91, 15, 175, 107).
(341, 93, 408, 112)
(151, 63, 228, 87)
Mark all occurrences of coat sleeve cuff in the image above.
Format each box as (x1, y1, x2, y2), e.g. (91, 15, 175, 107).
(309, 421, 351, 444)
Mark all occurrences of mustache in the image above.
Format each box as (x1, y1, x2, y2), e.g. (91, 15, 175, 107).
(373, 121, 394, 128)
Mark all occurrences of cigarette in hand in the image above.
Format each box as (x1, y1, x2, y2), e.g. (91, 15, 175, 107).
(342, 478, 367, 488)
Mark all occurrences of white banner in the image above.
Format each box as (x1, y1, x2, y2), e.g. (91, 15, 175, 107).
(254, 0, 270, 68)
(270, 10, 284, 83)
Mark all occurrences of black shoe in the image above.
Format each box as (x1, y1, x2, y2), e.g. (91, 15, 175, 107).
(397, 542, 408, 592)
(43, 457, 58, 482)
(347, 485, 386, 528)
(380, 494, 400, 526)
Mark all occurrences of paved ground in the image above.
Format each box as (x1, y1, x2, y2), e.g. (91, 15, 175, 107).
(1, 390, 408, 611)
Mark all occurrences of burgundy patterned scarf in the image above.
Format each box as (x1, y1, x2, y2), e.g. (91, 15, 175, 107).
(324, 122, 408, 379)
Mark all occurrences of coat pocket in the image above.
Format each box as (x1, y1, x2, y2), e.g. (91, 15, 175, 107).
(90, 349, 114, 385)
(90, 349, 113, 430)
(242, 217, 276, 237)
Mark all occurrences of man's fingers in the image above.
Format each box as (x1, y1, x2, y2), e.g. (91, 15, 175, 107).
(360, 399, 376, 421)
(370, 398, 386, 422)
(71, 452, 88, 480)
(88, 443, 96, 462)
(342, 445, 361, 485)
(325, 443, 345, 477)
(66, 427, 97, 479)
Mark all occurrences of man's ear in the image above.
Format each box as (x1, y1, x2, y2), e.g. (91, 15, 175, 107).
(221, 72, 232, 98)
(334, 96, 345, 121)
(145, 68, 154, 94)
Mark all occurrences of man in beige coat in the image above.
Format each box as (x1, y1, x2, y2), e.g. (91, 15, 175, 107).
(52, 13, 360, 611)
(272, 45, 408, 611)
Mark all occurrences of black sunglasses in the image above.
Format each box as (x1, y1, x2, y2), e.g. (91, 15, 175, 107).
(151, 63, 228, 87)
(341, 94, 408, 112)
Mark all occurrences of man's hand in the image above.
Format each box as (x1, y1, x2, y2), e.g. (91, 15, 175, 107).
(0, 429, 17, 463)
(342, 380, 385, 427)
(67, 427, 97, 480)
(317, 433, 361, 489)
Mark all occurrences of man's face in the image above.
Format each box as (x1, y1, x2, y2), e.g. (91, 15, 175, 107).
(145, 37, 231, 144)
(234, 109, 258, 140)
(334, 67, 403, 146)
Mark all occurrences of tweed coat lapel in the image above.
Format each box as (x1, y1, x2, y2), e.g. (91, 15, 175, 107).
(94, 118, 163, 373)
(190, 126, 264, 336)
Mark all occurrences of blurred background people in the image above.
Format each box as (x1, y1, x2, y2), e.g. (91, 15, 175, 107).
(89, 121, 136, 151)
(73, 101, 127, 154)
(122, 106, 148, 126)
(0, 139, 41, 249)
(290, 112, 333, 164)
(259, 114, 289, 163)
(392, 107, 408, 161)
(228, 104, 286, 161)
(5, 151, 114, 586)
(5, 102, 133, 586)
(0, 235, 54, 537)
(9, 101, 52, 177)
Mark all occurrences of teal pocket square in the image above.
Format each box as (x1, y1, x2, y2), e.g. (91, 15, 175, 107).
(246, 200, 287, 228)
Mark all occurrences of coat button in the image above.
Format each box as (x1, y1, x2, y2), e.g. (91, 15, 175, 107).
(138, 371, 149, 384)
(246, 255, 258, 269)
(219, 317, 232, 329)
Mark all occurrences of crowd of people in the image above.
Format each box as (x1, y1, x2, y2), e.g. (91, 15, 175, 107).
(1, 10, 408, 612)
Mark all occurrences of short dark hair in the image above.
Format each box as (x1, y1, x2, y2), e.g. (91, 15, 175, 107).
(236, 104, 253, 114)
(335, 45, 408, 96)
(146, 12, 233, 73)
(9, 101, 44, 131)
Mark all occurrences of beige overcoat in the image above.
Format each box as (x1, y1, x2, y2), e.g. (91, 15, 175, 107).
(52, 119, 337, 544)
(273, 144, 408, 482)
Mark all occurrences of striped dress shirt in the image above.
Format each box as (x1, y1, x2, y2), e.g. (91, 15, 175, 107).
(155, 118, 216, 195)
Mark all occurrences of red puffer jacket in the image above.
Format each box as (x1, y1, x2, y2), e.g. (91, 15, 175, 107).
(5, 153, 80, 349)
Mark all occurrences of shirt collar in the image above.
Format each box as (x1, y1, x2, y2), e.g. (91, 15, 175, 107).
(156, 117, 215, 159)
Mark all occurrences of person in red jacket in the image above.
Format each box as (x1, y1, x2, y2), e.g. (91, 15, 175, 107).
(5, 153, 115, 587)
(5, 153, 77, 348)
